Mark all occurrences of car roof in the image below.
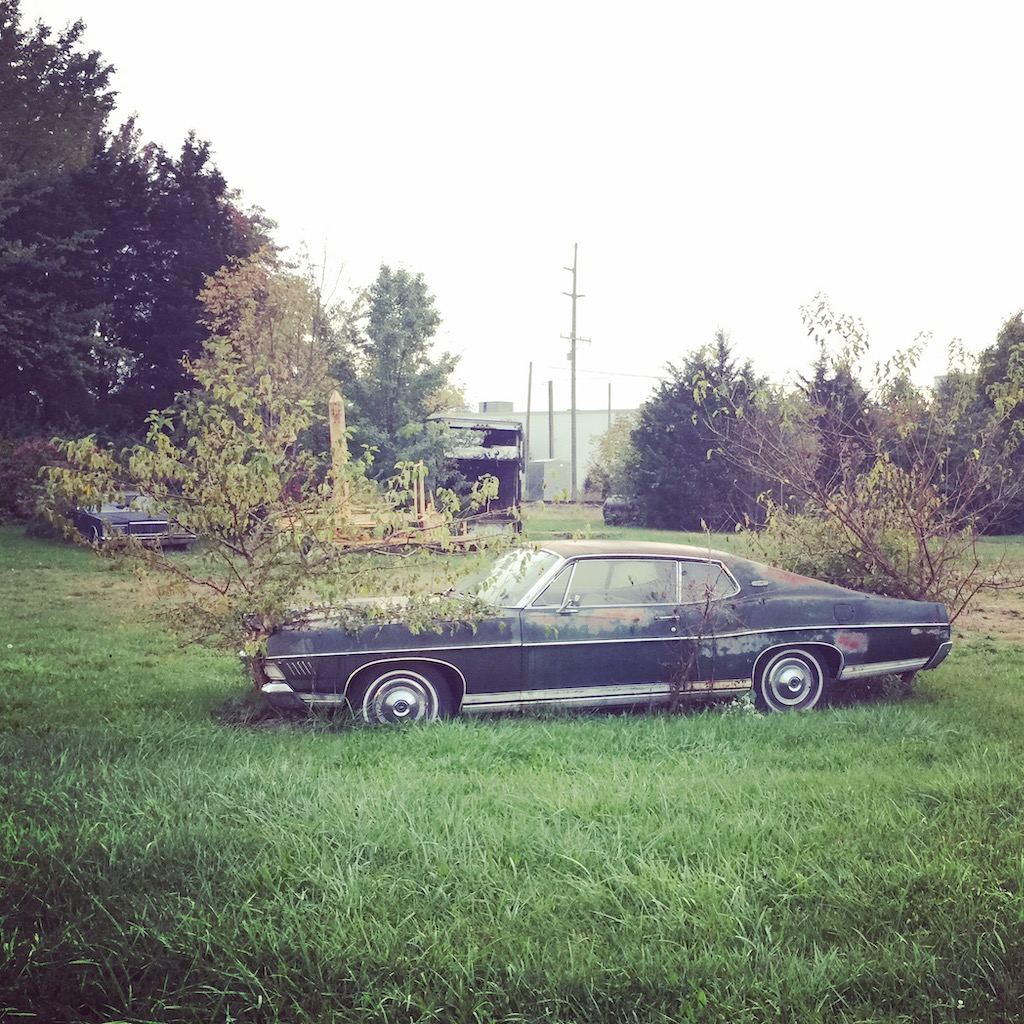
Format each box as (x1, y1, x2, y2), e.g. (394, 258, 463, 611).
(535, 538, 865, 597)
(540, 539, 733, 561)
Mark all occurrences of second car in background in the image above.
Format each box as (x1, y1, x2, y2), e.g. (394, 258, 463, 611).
(73, 493, 196, 549)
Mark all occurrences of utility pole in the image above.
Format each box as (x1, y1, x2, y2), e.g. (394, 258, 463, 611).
(547, 380, 555, 458)
(562, 243, 589, 501)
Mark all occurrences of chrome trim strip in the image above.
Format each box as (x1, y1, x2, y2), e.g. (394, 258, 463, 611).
(839, 657, 929, 680)
(520, 623, 944, 649)
(462, 679, 750, 710)
(301, 693, 351, 707)
(261, 683, 350, 709)
(268, 641, 514, 662)
(282, 659, 316, 678)
(267, 620, 948, 663)
(462, 691, 523, 706)
(462, 699, 524, 713)
(341, 656, 468, 696)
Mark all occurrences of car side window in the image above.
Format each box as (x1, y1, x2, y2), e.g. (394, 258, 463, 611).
(565, 558, 679, 606)
(531, 565, 573, 608)
(680, 560, 738, 604)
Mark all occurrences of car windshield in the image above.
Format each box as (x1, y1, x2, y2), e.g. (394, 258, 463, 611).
(97, 493, 156, 514)
(455, 548, 561, 606)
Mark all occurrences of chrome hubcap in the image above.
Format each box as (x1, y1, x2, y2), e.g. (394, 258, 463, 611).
(763, 653, 823, 710)
(364, 671, 437, 724)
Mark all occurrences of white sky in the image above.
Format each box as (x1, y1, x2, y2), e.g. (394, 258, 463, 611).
(19, 0, 1024, 412)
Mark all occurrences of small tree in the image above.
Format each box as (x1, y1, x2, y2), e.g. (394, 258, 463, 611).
(717, 297, 1024, 618)
(0, 435, 59, 523)
(46, 253, 476, 687)
(585, 413, 636, 498)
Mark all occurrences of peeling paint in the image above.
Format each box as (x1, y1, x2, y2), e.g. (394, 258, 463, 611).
(836, 630, 869, 654)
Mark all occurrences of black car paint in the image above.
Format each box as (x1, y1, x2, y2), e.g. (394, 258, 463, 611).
(262, 540, 952, 719)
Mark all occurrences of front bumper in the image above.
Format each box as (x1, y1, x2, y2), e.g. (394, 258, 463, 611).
(260, 679, 351, 713)
(260, 681, 309, 713)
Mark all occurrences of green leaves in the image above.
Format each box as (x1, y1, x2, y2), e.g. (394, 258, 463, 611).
(1, 3, 270, 434)
(340, 265, 461, 481)
(45, 253, 479, 681)
(627, 331, 766, 530)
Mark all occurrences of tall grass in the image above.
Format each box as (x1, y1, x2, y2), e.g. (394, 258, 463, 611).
(1, 526, 1023, 1023)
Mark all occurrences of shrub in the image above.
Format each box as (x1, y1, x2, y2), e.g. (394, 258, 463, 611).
(745, 456, 996, 620)
(0, 436, 61, 524)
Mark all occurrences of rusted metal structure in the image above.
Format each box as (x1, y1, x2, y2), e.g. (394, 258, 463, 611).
(432, 413, 524, 533)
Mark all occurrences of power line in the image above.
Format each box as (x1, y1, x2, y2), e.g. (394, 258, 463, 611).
(535, 364, 663, 382)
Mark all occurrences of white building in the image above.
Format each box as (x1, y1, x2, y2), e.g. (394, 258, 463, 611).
(477, 401, 636, 500)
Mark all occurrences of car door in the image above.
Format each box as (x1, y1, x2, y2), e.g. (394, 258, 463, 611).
(518, 556, 686, 709)
(669, 557, 746, 692)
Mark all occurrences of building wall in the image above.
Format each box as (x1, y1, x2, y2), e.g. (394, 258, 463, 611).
(523, 407, 634, 468)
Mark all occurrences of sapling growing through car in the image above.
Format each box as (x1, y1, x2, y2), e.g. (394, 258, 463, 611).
(45, 252, 492, 690)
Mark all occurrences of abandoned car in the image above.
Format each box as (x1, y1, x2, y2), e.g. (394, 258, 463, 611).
(73, 493, 196, 549)
(601, 494, 639, 526)
(260, 539, 952, 722)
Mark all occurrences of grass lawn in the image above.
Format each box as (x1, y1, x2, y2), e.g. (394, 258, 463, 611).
(1, 520, 1023, 1023)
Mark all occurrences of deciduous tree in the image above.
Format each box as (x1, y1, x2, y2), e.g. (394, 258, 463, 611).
(585, 413, 636, 499)
(0, 1, 113, 177)
(716, 298, 1024, 617)
(45, 253, 476, 688)
(341, 265, 462, 478)
(0, 0, 119, 428)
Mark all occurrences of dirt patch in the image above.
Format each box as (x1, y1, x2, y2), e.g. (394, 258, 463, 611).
(955, 586, 1024, 644)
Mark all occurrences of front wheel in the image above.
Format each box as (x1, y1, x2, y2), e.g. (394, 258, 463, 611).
(754, 648, 829, 712)
(351, 665, 451, 725)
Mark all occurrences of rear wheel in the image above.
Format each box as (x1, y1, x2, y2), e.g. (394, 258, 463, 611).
(754, 648, 829, 712)
(351, 665, 451, 725)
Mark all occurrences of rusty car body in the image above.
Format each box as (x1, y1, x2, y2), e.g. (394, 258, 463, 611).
(260, 540, 952, 722)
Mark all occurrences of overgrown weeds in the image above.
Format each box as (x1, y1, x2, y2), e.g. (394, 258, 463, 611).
(2, 527, 1023, 1023)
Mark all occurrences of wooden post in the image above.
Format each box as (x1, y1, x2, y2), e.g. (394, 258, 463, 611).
(329, 389, 349, 502)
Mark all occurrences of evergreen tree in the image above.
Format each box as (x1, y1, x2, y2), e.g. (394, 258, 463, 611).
(800, 350, 876, 491)
(968, 310, 1024, 531)
(628, 332, 762, 530)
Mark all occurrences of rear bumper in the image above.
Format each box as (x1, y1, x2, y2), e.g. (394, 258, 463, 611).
(921, 641, 953, 672)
